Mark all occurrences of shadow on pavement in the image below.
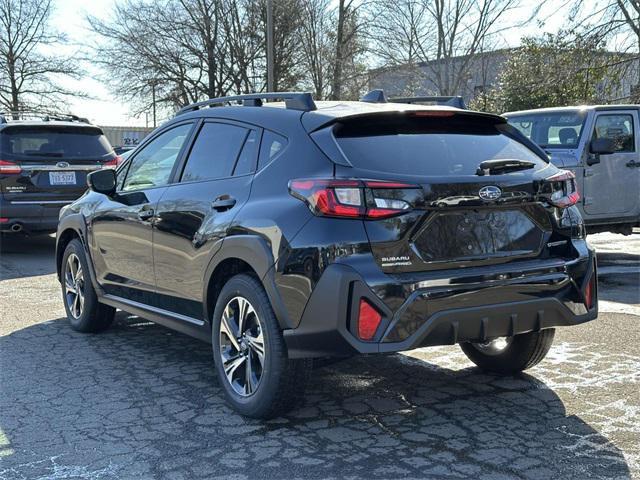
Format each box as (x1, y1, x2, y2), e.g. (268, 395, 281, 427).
(0, 313, 631, 479)
(0, 233, 57, 281)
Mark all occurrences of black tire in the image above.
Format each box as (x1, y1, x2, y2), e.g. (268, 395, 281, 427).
(61, 239, 115, 333)
(211, 274, 312, 419)
(460, 329, 555, 374)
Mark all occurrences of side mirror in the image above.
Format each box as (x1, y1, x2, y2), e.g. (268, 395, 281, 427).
(590, 137, 615, 155)
(87, 168, 117, 196)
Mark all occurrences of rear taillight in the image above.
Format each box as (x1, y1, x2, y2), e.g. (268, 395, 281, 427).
(0, 160, 22, 175)
(103, 156, 123, 169)
(289, 178, 418, 219)
(357, 299, 382, 341)
(545, 170, 579, 207)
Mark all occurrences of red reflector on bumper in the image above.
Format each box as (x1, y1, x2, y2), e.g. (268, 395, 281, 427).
(0, 218, 8, 223)
(585, 275, 595, 310)
(358, 299, 382, 341)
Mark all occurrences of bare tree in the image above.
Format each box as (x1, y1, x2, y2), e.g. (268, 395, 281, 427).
(88, 0, 307, 116)
(569, 0, 640, 99)
(250, 0, 305, 91)
(298, 0, 334, 98)
(87, 1, 200, 115)
(367, 0, 521, 96)
(572, 0, 639, 51)
(0, 0, 84, 114)
(330, 0, 367, 99)
(296, 0, 368, 100)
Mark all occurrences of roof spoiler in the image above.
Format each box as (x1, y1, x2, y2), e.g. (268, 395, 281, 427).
(176, 92, 317, 116)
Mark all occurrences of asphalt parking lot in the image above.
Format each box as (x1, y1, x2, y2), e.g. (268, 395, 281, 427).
(1, 231, 638, 480)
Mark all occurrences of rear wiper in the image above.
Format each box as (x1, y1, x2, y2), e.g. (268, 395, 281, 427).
(476, 159, 536, 176)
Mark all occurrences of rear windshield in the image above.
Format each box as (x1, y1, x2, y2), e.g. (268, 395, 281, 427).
(334, 115, 545, 176)
(506, 110, 587, 149)
(0, 126, 113, 160)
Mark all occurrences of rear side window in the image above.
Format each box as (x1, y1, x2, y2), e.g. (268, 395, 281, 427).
(258, 130, 287, 170)
(0, 126, 113, 159)
(233, 130, 259, 176)
(334, 115, 545, 176)
(181, 123, 248, 182)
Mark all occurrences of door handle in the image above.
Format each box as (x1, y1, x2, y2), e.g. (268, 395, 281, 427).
(626, 159, 640, 168)
(138, 207, 155, 220)
(211, 196, 236, 212)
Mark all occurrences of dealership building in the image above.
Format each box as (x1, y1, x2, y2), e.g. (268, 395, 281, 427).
(99, 126, 154, 149)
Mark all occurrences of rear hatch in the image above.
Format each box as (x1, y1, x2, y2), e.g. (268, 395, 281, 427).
(0, 124, 116, 203)
(312, 110, 575, 273)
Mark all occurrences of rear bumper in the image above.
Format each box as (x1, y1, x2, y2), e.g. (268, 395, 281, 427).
(284, 241, 597, 358)
(0, 199, 70, 233)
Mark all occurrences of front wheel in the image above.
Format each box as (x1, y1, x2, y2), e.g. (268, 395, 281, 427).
(211, 274, 312, 418)
(61, 239, 115, 333)
(460, 329, 555, 374)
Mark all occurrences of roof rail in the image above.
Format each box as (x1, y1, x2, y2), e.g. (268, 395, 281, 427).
(176, 92, 317, 115)
(389, 96, 467, 109)
(360, 89, 388, 103)
(42, 113, 91, 123)
(0, 111, 91, 123)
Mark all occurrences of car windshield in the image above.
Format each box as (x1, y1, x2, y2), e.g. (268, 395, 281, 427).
(506, 110, 588, 149)
(0, 126, 113, 160)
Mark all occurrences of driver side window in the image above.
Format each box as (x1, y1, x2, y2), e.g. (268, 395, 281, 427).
(593, 114, 635, 153)
(121, 124, 192, 191)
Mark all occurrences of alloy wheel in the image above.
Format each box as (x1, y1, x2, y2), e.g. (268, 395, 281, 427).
(218, 296, 266, 397)
(64, 253, 85, 319)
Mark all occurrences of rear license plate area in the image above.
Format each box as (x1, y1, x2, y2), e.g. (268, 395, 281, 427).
(49, 171, 76, 185)
(413, 209, 544, 261)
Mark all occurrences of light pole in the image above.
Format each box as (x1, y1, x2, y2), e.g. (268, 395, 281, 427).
(151, 81, 157, 128)
(266, 0, 274, 92)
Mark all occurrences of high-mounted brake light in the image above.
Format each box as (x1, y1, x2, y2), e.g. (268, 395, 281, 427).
(545, 170, 580, 208)
(103, 155, 123, 169)
(289, 179, 418, 219)
(0, 160, 22, 175)
(410, 111, 455, 117)
(357, 299, 382, 341)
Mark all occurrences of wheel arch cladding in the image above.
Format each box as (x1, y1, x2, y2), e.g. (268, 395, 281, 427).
(203, 235, 294, 329)
(56, 227, 82, 281)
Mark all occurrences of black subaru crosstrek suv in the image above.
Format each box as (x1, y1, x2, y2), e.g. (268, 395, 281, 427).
(55, 92, 597, 418)
(0, 113, 120, 234)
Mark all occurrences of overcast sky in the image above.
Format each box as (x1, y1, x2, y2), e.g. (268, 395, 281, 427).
(50, 0, 571, 127)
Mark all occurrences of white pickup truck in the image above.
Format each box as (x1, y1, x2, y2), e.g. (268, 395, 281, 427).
(505, 105, 640, 235)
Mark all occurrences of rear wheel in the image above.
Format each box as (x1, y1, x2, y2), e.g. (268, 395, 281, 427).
(61, 239, 115, 333)
(460, 329, 555, 374)
(211, 274, 312, 419)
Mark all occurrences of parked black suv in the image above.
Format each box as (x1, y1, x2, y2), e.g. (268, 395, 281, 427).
(0, 113, 120, 234)
(56, 92, 597, 418)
